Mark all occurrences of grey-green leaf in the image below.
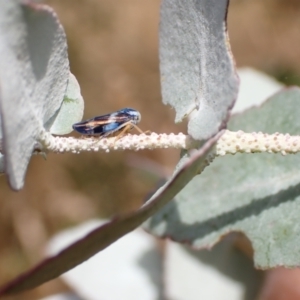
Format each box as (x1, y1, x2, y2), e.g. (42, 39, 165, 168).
(49, 73, 84, 135)
(160, 0, 239, 140)
(147, 87, 300, 268)
(0, 134, 220, 294)
(0, 1, 69, 190)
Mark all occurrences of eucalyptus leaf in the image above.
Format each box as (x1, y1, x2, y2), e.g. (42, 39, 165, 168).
(146, 87, 300, 268)
(165, 239, 263, 300)
(0, 133, 220, 294)
(50, 73, 84, 135)
(160, 0, 239, 140)
(47, 221, 161, 300)
(0, 1, 69, 190)
(233, 68, 283, 114)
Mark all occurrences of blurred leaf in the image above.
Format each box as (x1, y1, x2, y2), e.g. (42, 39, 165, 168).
(39, 294, 82, 300)
(160, 0, 239, 140)
(50, 73, 84, 135)
(165, 238, 263, 300)
(233, 68, 283, 114)
(47, 220, 162, 300)
(0, 133, 220, 294)
(0, 1, 69, 190)
(146, 87, 300, 269)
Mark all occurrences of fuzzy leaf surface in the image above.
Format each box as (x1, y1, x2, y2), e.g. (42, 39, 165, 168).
(50, 73, 84, 135)
(160, 0, 239, 140)
(0, 1, 69, 189)
(147, 87, 300, 268)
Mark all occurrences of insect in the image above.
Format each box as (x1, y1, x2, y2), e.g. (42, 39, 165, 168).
(72, 108, 143, 138)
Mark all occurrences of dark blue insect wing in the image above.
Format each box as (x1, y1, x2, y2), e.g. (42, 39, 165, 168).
(73, 113, 130, 136)
(94, 113, 131, 123)
(91, 121, 121, 136)
(72, 123, 100, 135)
(93, 112, 118, 122)
(72, 113, 114, 135)
(72, 108, 138, 136)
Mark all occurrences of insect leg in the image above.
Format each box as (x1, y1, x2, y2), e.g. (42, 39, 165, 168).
(130, 123, 151, 135)
(114, 122, 133, 141)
